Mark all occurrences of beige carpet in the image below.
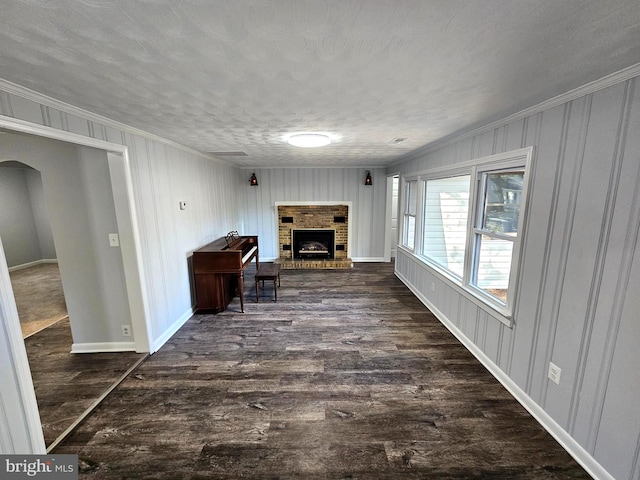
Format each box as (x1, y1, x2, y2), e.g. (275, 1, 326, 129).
(10, 263, 68, 338)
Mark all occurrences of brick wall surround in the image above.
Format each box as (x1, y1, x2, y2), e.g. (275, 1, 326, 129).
(277, 205, 349, 261)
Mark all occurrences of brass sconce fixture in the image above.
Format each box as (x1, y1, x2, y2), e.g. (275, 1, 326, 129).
(364, 170, 373, 186)
(249, 172, 258, 186)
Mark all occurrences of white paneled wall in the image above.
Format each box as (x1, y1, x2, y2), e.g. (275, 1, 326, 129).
(238, 167, 387, 261)
(393, 78, 640, 480)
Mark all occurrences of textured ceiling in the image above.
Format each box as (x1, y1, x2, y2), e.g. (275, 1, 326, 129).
(1, 0, 639, 167)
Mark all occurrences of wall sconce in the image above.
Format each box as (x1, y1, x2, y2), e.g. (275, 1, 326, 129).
(364, 171, 373, 186)
(249, 172, 258, 186)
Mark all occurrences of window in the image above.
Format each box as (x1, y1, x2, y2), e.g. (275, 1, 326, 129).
(402, 148, 532, 322)
(422, 175, 470, 279)
(470, 168, 525, 307)
(402, 179, 418, 250)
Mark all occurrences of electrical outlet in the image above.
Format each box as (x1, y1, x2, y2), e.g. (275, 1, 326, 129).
(121, 325, 132, 337)
(431, 282, 435, 292)
(548, 362, 561, 385)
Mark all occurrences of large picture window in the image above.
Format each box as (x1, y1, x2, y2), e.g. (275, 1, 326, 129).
(422, 175, 470, 279)
(401, 147, 532, 322)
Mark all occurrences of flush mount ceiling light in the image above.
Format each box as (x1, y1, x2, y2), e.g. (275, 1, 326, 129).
(286, 133, 331, 148)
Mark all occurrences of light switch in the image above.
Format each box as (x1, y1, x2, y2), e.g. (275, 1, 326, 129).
(108, 233, 120, 247)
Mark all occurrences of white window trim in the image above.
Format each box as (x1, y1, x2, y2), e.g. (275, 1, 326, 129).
(400, 177, 420, 252)
(465, 157, 531, 318)
(399, 147, 534, 326)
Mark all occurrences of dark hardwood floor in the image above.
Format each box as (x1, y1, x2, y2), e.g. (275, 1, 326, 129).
(54, 263, 590, 479)
(25, 318, 145, 446)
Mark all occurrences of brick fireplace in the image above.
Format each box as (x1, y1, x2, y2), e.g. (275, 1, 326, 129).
(276, 203, 353, 269)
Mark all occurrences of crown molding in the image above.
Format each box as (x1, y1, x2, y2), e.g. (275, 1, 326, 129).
(393, 62, 640, 165)
(0, 78, 233, 166)
(0, 114, 127, 153)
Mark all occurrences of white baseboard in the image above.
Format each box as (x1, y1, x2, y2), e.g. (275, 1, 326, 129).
(395, 270, 615, 480)
(71, 341, 136, 353)
(150, 307, 194, 353)
(8, 258, 58, 272)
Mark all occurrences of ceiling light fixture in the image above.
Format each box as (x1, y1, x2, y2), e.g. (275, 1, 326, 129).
(287, 133, 331, 148)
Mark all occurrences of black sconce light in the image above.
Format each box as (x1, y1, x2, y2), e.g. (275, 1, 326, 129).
(364, 170, 373, 186)
(249, 172, 258, 186)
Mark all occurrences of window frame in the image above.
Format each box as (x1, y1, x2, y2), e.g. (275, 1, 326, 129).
(399, 147, 533, 325)
(464, 160, 530, 317)
(401, 178, 419, 251)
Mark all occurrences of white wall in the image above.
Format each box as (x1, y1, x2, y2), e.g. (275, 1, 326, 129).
(0, 167, 42, 267)
(25, 169, 56, 260)
(393, 77, 640, 480)
(121, 134, 240, 348)
(0, 165, 57, 269)
(239, 167, 387, 261)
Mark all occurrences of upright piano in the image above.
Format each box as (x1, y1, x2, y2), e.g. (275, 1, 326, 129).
(192, 232, 259, 313)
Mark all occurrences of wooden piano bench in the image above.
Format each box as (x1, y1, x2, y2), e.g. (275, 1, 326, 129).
(254, 263, 281, 302)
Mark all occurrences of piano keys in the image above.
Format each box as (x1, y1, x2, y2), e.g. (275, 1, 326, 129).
(192, 233, 259, 313)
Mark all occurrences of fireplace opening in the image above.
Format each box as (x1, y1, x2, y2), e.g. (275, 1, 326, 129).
(292, 229, 335, 260)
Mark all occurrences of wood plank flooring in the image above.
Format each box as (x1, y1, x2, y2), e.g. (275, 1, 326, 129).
(54, 263, 590, 479)
(10, 263, 68, 337)
(25, 318, 146, 446)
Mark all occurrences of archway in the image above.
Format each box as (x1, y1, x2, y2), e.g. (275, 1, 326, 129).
(0, 162, 65, 336)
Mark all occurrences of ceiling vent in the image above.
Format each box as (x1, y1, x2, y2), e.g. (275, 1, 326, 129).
(208, 151, 248, 156)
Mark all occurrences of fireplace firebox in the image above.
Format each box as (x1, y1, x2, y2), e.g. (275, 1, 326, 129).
(292, 229, 335, 260)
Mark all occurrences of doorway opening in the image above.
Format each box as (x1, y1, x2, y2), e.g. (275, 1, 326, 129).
(0, 122, 151, 454)
(0, 163, 66, 337)
(385, 174, 400, 262)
